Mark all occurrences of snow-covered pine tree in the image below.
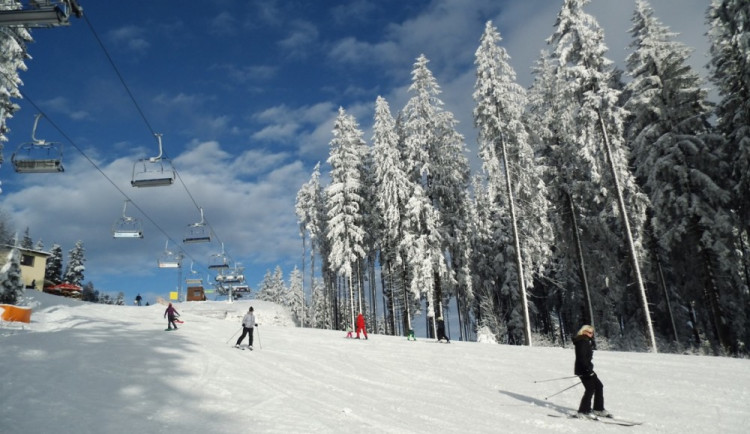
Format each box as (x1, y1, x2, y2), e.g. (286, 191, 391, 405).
(708, 0, 750, 244)
(45, 244, 64, 285)
(359, 137, 380, 334)
(626, 0, 743, 352)
(21, 228, 32, 249)
(0, 0, 32, 176)
(287, 266, 304, 326)
(0, 244, 23, 304)
(401, 54, 472, 337)
(708, 0, 750, 351)
(473, 20, 555, 346)
(372, 96, 414, 335)
(539, 0, 654, 350)
(63, 240, 85, 286)
(325, 107, 367, 331)
(468, 176, 508, 343)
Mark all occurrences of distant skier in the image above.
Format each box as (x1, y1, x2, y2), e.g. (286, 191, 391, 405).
(573, 325, 612, 419)
(235, 306, 256, 348)
(164, 303, 179, 330)
(355, 312, 368, 339)
(436, 317, 450, 343)
(135, 294, 142, 306)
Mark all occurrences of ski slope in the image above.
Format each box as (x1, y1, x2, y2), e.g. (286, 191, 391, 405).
(1, 291, 748, 433)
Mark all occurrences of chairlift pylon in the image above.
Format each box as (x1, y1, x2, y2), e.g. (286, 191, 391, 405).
(112, 199, 143, 238)
(131, 133, 175, 187)
(11, 113, 65, 173)
(183, 207, 211, 243)
(157, 240, 182, 268)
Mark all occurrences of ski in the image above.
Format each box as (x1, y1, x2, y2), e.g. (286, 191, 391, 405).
(164, 328, 177, 331)
(233, 345, 253, 351)
(547, 413, 642, 427)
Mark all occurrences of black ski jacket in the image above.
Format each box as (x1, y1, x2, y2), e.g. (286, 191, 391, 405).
(573, 334, 595, 376)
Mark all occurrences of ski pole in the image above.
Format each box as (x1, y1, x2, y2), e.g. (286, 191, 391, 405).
(544, 381, 581, 400)
(534, 375, 580, 383)
(225, 327, 242, 344)
(256, 325, 262, 350)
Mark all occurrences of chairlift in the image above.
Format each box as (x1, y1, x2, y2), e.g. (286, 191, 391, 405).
(157, 240, 182, 268)
(185, 262, 202, 286)
(215, 267, 244, 284)
(208, 243, 230, 270)
(183, 208, 211, 243)
(112, 200, 143, 238)
(11, 113, 65, 173)
(131, 134, 175, 187)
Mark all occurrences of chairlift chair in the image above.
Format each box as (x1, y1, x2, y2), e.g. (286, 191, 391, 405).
(112, 200, 143, 238)
(11, 114, 65, 173)
(208, 243, 230, 270)
(131, 134, 175, 187)
(157, 241, 182, 268)
(183, 208, 211, 243)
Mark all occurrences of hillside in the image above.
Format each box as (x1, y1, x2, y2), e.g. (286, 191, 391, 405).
(1, 292, 748, 433)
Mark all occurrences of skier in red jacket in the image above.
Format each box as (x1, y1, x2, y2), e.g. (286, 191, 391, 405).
(355, 312, 368, 340)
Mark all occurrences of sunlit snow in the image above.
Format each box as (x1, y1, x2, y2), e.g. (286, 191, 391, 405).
(2, 292, 748, 433)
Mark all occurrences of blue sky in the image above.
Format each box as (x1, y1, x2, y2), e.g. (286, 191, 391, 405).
(1, 0, 709, 304)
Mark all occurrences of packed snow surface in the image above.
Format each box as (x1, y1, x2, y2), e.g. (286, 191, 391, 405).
(1, 292, 749, 433)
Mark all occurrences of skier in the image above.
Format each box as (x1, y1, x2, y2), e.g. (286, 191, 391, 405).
(436, 317, 450, 343)
(573, 325, 612, 419)
(164, 303, 179, 330)
(355, 312, 368, 339)
(135, 294, 142, 306)
(235, 306, 256, 348)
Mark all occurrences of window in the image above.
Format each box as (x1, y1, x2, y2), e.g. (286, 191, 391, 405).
(21, 254, 35, 267)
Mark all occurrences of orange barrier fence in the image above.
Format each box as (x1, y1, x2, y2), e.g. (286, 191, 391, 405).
(0, 304, 32, 323)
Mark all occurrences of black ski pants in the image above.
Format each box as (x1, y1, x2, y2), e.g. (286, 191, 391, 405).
(236, 326, 254, 346)
(578, 373, 604, 413)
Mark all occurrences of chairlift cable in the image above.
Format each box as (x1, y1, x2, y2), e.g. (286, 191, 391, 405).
(81, 12, 234, 263)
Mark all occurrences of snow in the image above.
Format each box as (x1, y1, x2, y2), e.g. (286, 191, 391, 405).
(1, 292, 749, 433)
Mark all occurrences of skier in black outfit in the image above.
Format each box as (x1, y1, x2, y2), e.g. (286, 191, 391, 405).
(573, 325, 612, 419)
(436, 317, 450, 343)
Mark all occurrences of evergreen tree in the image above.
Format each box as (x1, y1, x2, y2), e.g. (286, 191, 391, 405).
(626, 0, 742, 352)
(473, 21, 554, 345)
(63, 240, 85, 286)
(536, 0, 653, 349)
(295, 162, 331, 328)
(372, 96, 413, 335)
(402, 54, 472, 335)
(0, 244, 23, 304)
(81, 281, 99, 302)
(45, 244, 64, 284)
(708, 0, 750, 350)
(708, 0, 750, 240)
(21, 227, 32, 249)
(325, 107, 367, 331)
(0, 0, 32, 178)
(287, 266, 304, 326)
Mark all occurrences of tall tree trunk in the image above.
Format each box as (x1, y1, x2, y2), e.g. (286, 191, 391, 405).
(597, 110, 657, 353)
(300, 233, 306, 327)
(499, 134, 532, 346)
(567, 191, 594, 329)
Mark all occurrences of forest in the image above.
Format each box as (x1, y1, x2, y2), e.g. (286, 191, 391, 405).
(292, 0, 750, 355)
